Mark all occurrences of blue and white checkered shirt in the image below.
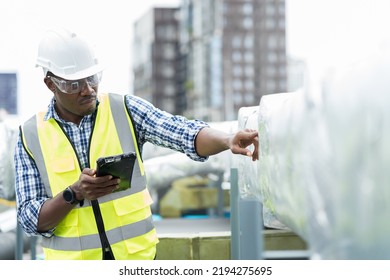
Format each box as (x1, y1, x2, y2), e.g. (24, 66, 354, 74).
(14, 94, 208, 236)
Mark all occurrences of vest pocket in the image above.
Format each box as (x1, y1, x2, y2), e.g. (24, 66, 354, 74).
(55, 209, 79, 236)
(123, 228, 158, 255)
(112, 189, 153, 216)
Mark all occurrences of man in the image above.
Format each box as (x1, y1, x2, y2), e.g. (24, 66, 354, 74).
(14, 28, 259, 260)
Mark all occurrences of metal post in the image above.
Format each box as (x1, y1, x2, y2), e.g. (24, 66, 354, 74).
(15, 221, 24, 260)
(239, 196, 263, 259)
(230, 168, 240, 259)
(30, 236, 37, 260)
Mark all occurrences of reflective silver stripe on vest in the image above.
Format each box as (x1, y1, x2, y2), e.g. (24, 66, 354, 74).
(106, 93, 147, 199)
(109, 93, 133, 152)
(22, 116, 53, 197)
(41, 215, 154, 251)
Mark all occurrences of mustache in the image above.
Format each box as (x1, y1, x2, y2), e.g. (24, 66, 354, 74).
(80, 95, 97, 103)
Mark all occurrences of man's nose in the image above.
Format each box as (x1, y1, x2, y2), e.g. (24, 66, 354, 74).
(79, 80, 95, 95)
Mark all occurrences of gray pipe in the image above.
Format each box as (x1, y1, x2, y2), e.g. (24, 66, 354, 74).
(0, 230, 30, 260)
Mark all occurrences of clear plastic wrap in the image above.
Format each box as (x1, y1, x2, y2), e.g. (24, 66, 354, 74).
(256, 49, 390, 259)
(237, 106, 289, 229)
(257, 91, 308, 235)
(304, 51, 390, 259)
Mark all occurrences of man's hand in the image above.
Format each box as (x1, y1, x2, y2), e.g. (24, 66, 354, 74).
(71, 168, 120, 201)
(229, 128, 259, 161)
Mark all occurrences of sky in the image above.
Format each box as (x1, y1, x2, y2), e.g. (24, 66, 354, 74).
(1, 0, 390, 121)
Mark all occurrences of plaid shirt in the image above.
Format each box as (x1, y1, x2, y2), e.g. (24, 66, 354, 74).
(14, 94, 208, 236)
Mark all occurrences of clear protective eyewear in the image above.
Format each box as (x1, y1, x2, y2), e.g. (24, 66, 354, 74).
(49, 72, 102, 94)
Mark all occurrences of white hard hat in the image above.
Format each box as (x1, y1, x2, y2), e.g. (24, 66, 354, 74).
(36, 28, 104, 80)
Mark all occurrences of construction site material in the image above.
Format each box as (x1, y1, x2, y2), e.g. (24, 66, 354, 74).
(154, 217, 306, 260)
(236, 106, 288, 230)
(159, 175, 229, 218)
(256, 50, 390, 259)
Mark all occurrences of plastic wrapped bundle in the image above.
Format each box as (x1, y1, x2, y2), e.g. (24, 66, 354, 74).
(237, 106, 260, 199)
(304, 51, 390, 259)
(237, 106, 288, 229)
(257, 91, 309, 236)
(257, 49, 390, 259)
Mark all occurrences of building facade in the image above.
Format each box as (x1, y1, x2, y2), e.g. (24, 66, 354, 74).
(133, 7, 182, 115)
(133, 0, 287, 121)
(0, 73, 17, 115)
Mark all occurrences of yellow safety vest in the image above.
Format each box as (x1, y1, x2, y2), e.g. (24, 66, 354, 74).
(21, 93, 158, 260)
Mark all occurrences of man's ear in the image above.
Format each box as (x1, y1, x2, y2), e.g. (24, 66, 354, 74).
(44, 77, 56, 93)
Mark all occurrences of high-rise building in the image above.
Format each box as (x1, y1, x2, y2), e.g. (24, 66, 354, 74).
(180, 0, 287, 121)
(132, 0, 287, 121)
(133, 7, 182, 115)
(0, 73, 17, 115)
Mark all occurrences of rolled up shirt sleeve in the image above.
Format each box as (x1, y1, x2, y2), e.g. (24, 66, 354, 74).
(125, 95, 210, 162)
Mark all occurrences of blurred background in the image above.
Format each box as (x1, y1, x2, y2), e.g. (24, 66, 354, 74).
(1, 0, 390, 260)
(1, 0, 389, 122)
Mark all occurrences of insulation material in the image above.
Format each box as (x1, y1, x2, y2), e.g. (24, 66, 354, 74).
(256, 49, 390, 259)
(257, 92, 308, 235)
(303, 51, 390, 259)
(237, 106, 288, 230)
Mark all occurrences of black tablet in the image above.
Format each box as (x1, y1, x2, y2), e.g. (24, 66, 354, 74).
(96, 152, 136, 192)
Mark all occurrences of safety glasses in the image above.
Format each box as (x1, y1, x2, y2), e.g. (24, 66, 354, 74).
(49, 72, 102, 94)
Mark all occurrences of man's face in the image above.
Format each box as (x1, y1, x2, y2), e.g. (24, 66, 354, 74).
(45, 73, 100, 124)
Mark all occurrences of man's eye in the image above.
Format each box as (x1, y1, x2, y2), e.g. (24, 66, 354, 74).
(70, 82, 79, 91)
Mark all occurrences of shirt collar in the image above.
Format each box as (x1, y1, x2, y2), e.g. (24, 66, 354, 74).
(43, 97, 99, 124)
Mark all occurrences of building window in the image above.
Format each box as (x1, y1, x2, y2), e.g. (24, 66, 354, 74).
(243, 17, 253, 29)
(233, 65, 243, 76)
(162, 43, 176, 59)
(233, 79, 243, 90)
(164, 82, 176, 96)
(278, 2, 285, 14)
(279, 18, 285, 29)
(279, 80, 286, 90)
(267, 34, 278, 49)
(266, 3, 276, 16)
(266, 18, 276, 29)
(242, 3, 253, 15)
(244, 51, 254, 63)
(232, 36, 242, 48)
(244, 65, 254, 77)
(244, 92, 255, 104)
(233, 92, 242, 104)
(157, 25, 177, 40)
(244, 34, 254, 49)
(232, 51, 242, 62)
(161, 64, 175, 78)
(267, 51, 278, 63)
(267, 80, 276, 92)
(245, 79, 254, 90)
(162, 99, 175, 112)
(267, 66, 277, 77)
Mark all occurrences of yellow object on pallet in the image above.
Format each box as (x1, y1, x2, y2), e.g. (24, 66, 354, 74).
(0, 198, 16, 208)
(159, 176, 229, 218)
(156, 230, 307, 260)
